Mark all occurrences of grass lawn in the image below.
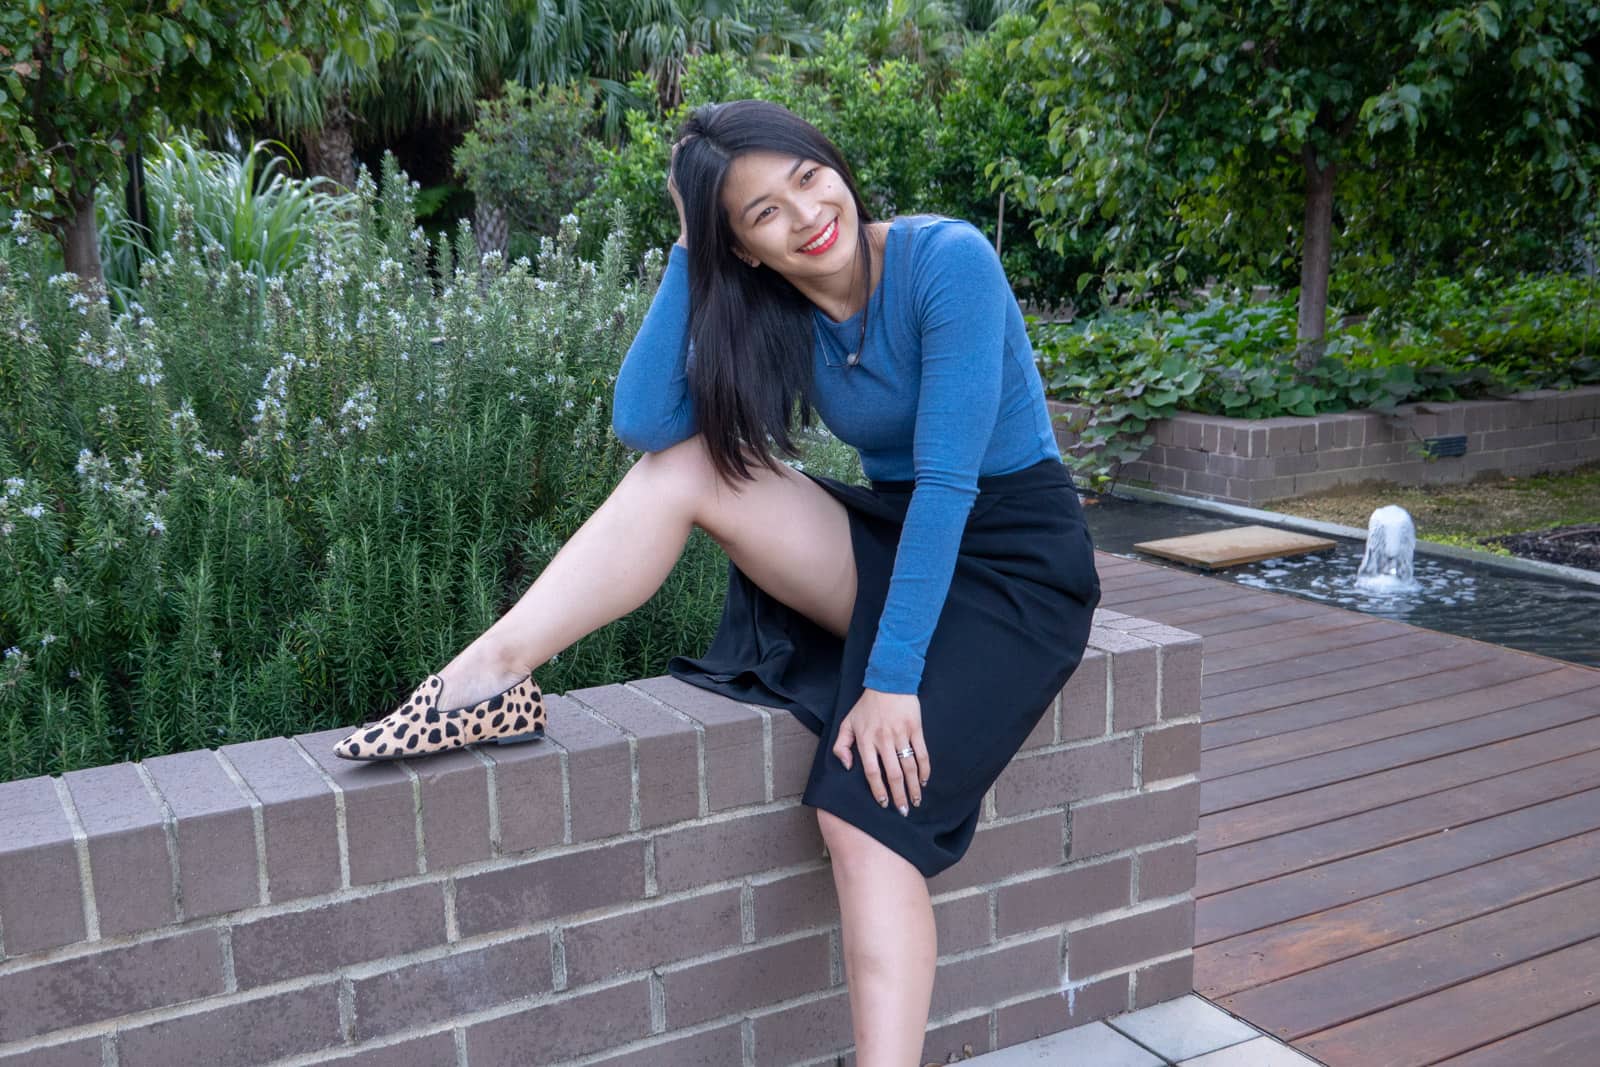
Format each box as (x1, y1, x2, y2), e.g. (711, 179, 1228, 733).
(1269, 463, 1600, 560)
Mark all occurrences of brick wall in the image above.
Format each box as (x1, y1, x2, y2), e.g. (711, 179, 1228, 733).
(0, 611, 1202, 1067)
(1051, 385, 1600, 505)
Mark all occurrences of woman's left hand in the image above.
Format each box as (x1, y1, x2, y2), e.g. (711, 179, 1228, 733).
(833, 688, 929, 815)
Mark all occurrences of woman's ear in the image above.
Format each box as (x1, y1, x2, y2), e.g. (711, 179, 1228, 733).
(731, 245, 761, 268)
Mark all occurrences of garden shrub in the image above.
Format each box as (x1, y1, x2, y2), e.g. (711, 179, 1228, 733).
(1039, 275, 1600, 481)
(0, 156, 858, 782)
(96, 135, 357, 308)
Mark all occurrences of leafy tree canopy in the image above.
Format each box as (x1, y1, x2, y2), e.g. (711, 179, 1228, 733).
(1016, 0, 1600, 322)
(0, 0, 385, 278)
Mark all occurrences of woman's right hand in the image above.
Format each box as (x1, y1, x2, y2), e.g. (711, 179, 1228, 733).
(669, 138, 691, 248)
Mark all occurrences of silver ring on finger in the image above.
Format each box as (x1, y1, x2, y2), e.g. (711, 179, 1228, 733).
(896, 745, 915, 759)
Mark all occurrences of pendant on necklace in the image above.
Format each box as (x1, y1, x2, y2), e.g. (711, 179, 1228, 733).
(846, 352, 859, 366)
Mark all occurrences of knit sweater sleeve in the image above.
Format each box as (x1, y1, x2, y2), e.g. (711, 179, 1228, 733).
(863, 222, 1009, 695)
(612, 244, 698, 452)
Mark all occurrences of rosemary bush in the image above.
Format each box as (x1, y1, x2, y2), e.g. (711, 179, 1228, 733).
(2, 156, 832, 782)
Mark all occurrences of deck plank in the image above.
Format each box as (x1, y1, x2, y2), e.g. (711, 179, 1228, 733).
(1296, 936, 1600, 1066)
(1196, 828, 1600, 998)
(1221, 877, 1600, 1040)
(1097, 552, 1600, 1065)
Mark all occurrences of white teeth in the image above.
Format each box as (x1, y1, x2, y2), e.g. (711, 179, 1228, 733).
(800, 219, 836, 253)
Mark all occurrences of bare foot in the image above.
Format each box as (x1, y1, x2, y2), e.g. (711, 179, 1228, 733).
(431, 646, 529, 711)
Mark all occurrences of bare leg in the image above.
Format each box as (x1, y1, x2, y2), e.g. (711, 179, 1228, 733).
(431, 435, 857, 708)
(819, 809, 937, 1066)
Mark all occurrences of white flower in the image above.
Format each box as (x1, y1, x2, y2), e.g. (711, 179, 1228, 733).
(0, 522, 13, 536)
(2, 477, 23, 496)
(144, 512, 166, 535)
(38, 632, 56, 647)
(2, 646, 20, 660)
(22, 503, 44, 519)
(68, 668, 81, 680)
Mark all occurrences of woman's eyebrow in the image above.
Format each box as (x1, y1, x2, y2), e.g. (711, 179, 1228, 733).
(740, 158, 809, 220)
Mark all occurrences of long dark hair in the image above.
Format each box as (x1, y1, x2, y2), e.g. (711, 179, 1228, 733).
(672, 100, 875, 483)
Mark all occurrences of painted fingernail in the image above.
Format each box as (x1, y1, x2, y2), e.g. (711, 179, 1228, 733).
(898, 805, 909, 817)
(920, 778, 928, 787)
(878, 796, 888, 807)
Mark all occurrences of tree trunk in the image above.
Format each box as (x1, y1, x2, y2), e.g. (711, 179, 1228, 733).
(304, 94, 358, 191)
(1295, 145, 1337, 371)
(474, 199, 509, 262)
(60, 189, 106, 291)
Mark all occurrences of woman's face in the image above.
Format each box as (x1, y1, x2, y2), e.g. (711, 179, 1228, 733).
(719, 150, 859, 280)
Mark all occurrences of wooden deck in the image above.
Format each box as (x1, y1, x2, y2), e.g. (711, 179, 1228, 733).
(1096, 551, 1600, 1067)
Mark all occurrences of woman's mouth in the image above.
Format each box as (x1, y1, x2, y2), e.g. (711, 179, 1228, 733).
(798, 217, 839, 255)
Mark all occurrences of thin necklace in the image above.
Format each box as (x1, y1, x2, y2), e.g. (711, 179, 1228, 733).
(820, 238, 874, 368)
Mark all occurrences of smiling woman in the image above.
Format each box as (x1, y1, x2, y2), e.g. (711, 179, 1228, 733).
(332, 98, 1101, 1066)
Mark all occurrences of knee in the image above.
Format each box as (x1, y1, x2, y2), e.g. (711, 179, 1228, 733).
(817, 808, 876, 869)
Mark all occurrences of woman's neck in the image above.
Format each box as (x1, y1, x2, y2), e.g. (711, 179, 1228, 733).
(794, 220, 889, 324)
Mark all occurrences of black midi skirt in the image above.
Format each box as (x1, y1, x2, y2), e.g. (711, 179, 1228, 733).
(666, 457, 1102, 878)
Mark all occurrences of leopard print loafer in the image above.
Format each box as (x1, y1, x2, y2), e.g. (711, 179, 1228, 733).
(333, 673, 546, 761)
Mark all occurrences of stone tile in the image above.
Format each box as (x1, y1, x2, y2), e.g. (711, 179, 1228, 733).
(1106, 994, 1259, 1062)
(407, 745, 493, 871)
(294, 728, 418, 886)
(219, 737, 341, 902)
(1178, 1035, 1323, 1066)
(629, 676, 765, 812)
(963, 1020, 1163, 1065)
(541, 695, 631, 842)
(0, 1037, 102, 1067)
(569, 683, 700, 828)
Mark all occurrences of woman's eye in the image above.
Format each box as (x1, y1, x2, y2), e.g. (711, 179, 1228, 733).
(801, 167, 818, 183)
(757, 206, 776, 221)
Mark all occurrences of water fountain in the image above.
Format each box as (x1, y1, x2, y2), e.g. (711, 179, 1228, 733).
(1354, 505, 1422, 594)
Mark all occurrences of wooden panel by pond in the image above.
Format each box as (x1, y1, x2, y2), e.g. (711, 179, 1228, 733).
(1096, 551, 1600, 1067)
(1133, 525, 1338, 569)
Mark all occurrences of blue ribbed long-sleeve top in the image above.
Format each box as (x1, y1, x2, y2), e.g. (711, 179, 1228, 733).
(612, 214, 1062, 695)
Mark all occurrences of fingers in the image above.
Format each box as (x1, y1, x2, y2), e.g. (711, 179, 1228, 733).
(859, 736, 928, 816)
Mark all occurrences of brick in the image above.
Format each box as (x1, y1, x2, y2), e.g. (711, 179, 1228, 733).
(534, 695, 631, 843)
(455, 840, 645, 938)
(663, 932, 832, 1028)
(752, 865, 838, 939)
(995, 971, 1131, 1045)
(654, 805, 824, 893)
(142, 750, 259, 918)
(0, 928, 223, 1044)
(571, 683, 700, 828)
(769, 707, 818, 800)
(993, 736, 1136, 817)
(1160, 639, 1203, 721)
(910, 1012, 993, 1065)
(585, 1021, 745, 1066)
(408, 745, 492, 871)
(295, 729, 419, 886)
(351, 931, 551, 1040)
(0, 1037, 102, 1067)
(60, 762, 174, 937)
(219, 737, 340, 902)
(562, 888, 742, 987)
(1133, 952, 1195, 1008)
(750, 989, 852, 1063)
(309, 1031, 457, 1066)
(995, 857, 1132, 937)
(1058, 650, 1108, 742)
(926, 812, 1065, 896)
(929, 933, 1059, 1019)
(933, 890, 992, 956)
(464, 979, 652, 1066)
(231, 882, 446, 989)
(1089, 630, 1158, 731)
(1019, 696, 1056, 752)
(0, 775, 85, 956)
(1141, 721, 1201, 784)
(1067, 899, 1195, 980)
(115, 981, 342, 1067)
(1070, 782, 1199, 860)
(630, 676, 765, 812)
(478, 727, 565, 855)
(1136, 839, 1197, 901)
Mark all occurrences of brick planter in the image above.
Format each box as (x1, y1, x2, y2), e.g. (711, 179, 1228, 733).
(0, 610, 1201, 1067)
(1051, 385, 1600, 505)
